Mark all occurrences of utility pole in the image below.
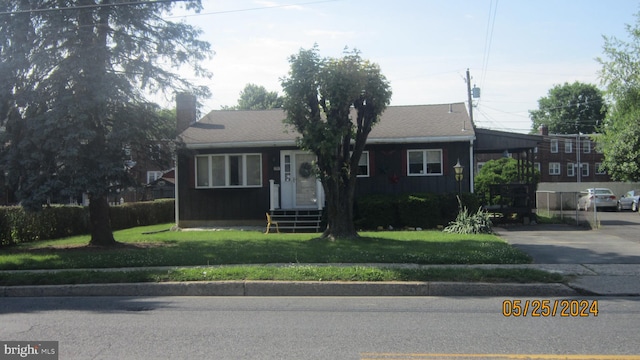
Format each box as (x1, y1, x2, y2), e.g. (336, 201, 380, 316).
(576, 133, 581, 184)
(466, 68, 474, 124)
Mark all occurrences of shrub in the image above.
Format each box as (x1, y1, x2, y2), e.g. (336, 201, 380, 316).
(443, 206, 493, 234)
(0, 199, 175, 246)
(0, 205, 89, 246)
(354, 193, 483, 230)
(397, 193, 443, 229)
(354, 194, 399, 229)
(109, 199, 174, 230)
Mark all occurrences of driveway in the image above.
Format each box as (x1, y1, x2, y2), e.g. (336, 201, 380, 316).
(495, 212, 640, 264)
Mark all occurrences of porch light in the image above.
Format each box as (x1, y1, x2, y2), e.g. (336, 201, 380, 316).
(453, 159, 463, 196)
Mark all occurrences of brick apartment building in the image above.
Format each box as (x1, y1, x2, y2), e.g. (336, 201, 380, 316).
(533, 126, 611, 183)
(475, 125, 611, 184)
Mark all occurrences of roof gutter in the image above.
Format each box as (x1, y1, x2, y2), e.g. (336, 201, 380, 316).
(185, 140, 298, 150)
(184, 135, 476, 150)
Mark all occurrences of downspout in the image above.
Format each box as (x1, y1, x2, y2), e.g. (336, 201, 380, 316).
(174, 153, 180, 228)
(469, 138, 475, 193)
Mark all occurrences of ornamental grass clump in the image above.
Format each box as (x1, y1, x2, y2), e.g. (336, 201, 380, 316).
(443, 206, 493, 235)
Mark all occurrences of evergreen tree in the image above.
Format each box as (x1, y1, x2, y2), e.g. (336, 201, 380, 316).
(0, 0, 212, 246)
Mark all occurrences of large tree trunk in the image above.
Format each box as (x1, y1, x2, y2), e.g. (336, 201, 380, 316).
(88, 194, 118, 247)
(321, 176, 358, 240)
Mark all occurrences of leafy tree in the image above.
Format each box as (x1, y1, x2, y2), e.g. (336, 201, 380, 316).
(0, 1, 212, 246)
(222, 83, 283, 110)
(597, 12, 640, 181)
(597, 88, 640, 181)
(529, 81, 607, 134)
(475, 158, 521, 197)
(474, 158, 539, 200)
(281, 46, 392, 240)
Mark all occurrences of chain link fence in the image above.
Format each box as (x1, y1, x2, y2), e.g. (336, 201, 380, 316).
(535, 191, 603, 228)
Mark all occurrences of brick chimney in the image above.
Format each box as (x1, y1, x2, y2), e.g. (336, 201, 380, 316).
(176, 93, 197, 134)
(539, 124, 548, 136)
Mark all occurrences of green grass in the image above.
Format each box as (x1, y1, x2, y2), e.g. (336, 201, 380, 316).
(0, 266, 563, 286)
(0, 224, 531, 271)
(535, 213, 571, 224)
(0, 223, 559, 286)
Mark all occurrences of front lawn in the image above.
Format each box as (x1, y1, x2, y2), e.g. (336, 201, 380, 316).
(0, 224, 560, 286)
(0, 223, 531, 271)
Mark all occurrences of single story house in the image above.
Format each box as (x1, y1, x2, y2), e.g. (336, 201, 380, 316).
(175, 94, 480, 228)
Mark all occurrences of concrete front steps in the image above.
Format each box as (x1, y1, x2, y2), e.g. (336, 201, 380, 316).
(268, 209, 323, 233)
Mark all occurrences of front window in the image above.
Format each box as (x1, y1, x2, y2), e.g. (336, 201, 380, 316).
(357, 151, 370, 177)
(550, 139, 559, 153)
(196, 153, 262, 188)
(595, 162, 606, 175)
(583, 139, 591, 153)
(567, 163, 575, 177)
(549, 162, 561, 175)
(407, 149, 443, 176)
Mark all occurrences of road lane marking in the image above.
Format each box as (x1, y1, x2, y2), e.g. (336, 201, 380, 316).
(361, 353, 640, 360)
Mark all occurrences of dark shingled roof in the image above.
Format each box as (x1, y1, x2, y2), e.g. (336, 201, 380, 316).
(179, 102, 475, 149)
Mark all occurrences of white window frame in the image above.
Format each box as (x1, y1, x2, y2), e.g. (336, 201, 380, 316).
(357, 151, 370, 177)
(595, 162, 606, 175)
(407, 149, 443, 176)
(583, 139, 591, 153)
(565, 139, 572, 153)
(477, 162, 486, 174)
(195, 153, 262, 188)
(549, 162, 561, 175)
(581, 162, 589, 177)
(534, 162, 541, 173)
(567, 163, 575, 177)
(550, 139, 558, 153)
(147, 171, 164, 184)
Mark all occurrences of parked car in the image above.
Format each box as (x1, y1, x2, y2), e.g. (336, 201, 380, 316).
(577, 188, 618, 211)
(617, 189, 640, 211)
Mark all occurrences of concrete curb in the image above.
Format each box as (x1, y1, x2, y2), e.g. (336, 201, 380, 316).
(0, 281, 579, 297)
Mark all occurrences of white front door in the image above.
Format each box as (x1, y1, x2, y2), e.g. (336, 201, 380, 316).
(280, 151, 323, 209)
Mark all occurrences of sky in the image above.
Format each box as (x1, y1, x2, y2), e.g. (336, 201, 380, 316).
(163, 0, 640, 134)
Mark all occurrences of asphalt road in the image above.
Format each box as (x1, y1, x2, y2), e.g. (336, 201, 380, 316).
(1, 296, 639, 359)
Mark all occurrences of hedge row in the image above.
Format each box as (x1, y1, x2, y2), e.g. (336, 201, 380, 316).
(0, 199, 174, 247)
(354, 193, 481, 230)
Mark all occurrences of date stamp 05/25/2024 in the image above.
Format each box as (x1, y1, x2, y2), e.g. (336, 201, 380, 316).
(502, 299, 599, 317)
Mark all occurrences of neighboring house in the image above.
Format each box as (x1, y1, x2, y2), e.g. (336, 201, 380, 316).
(142, 169, 176, 201)
(175, 98, 478, 228)
(121, 141, 174, 202)
(534, 126, 611, 183)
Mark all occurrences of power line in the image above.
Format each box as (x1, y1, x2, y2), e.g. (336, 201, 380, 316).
(0, 0, 190, 15)
(163, 0, 342, 19)
(479, 0, 498, 93)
